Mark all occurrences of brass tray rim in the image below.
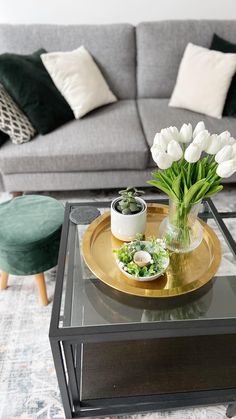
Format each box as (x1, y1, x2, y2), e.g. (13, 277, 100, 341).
(82, 203, 222, 298)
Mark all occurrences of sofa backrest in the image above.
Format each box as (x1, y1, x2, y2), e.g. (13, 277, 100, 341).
(0, 23, 136, 99)
(136, 20, 236, 98)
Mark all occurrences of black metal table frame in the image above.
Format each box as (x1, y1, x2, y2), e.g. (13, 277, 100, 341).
(49, 198, 236, 419)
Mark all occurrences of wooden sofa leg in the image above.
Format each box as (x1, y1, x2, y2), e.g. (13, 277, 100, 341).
(35, 273, 49, 306)
(11, 192, 23, 198)
(0, 272, 8, 289)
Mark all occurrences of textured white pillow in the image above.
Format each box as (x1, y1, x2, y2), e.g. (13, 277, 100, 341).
(169, 43, 236, 119)
(41, 46, 117, 119)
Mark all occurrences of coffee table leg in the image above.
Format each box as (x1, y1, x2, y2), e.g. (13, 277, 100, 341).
(50, 339, 72, 419)
(63, 342, 80, 405)
(226, 403, 236, 418)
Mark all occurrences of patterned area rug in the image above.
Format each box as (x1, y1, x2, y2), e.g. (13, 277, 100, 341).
(0, 187, 235, 419)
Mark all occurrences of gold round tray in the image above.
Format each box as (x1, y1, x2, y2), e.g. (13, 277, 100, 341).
(82, 204, 221, 298)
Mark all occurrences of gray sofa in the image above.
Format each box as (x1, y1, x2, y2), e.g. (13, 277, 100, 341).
(0, 20, 235, 192)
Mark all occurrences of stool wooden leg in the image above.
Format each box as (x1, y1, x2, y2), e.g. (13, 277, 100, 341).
(0, 272, 8, 290)
(35, 273, 49, 306)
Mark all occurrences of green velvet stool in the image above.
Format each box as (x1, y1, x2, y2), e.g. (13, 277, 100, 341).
(0, 195, 64, 305)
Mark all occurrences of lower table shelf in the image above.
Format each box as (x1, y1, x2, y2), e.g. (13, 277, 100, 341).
(77, 334, 236, 401)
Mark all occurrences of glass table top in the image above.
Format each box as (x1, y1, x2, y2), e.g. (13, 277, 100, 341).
(58, 199, 236, 329)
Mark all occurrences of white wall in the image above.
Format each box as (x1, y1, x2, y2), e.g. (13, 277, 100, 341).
(0, 0, 236, 25)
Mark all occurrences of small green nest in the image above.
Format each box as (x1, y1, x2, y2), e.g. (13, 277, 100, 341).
(114, 238, 169, 278)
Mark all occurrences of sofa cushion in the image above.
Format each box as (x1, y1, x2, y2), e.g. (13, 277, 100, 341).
(210, 33, 236, 117)
(0, 100, 149, 174)
(0, 83, 36, 144)
(0, 130, 8, 147)
(169, 43, 236, 119)
(136, 20, 236, 98)
(0, 24, 136, 100)
(41, 46, 117, 119)
(138, 99, 236, 167)
(0, 49, 74, 134)
(2, 170, 156, 192)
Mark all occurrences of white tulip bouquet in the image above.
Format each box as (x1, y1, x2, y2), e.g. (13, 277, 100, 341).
(148, 121, 236, 251)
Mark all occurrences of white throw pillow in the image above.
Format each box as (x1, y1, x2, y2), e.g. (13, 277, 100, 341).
(41, 46, 117, 119)
(169, 43, 236, 119)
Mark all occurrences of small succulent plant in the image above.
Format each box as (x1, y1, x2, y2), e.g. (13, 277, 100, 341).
(116, 187, 145, 215)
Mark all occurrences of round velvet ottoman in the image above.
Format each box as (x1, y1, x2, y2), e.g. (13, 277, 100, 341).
(0, 195, 64, 305)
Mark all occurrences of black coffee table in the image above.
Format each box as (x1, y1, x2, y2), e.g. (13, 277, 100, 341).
(50, 198, 236, 419)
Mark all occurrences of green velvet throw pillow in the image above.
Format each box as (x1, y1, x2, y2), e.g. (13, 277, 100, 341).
(0, 49, 74, 134)
(210, 34, 236, 117)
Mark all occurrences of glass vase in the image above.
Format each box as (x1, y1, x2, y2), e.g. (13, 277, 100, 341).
(159, 198, 203, 253)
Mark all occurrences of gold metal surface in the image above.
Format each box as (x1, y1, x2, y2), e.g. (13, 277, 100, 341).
(82, 204, 222, 298)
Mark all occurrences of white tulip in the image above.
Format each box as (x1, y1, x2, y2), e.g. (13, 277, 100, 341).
(219, 131, 231, 142)
(167, 140, 183, 161)
(161, 126, 180, 143)
(179, 123, 192, 143)
(168, 126, 180, 142)
(193, 121, 205, 138)
(205, 134, 223, 155)
(151, 144, 164, 164)
(151, 143, 164, 154)
(154, 132, 172, 151)
(152, 151, 173, 169)
(218, 132, 235, 149)
(215, 145, 234, 164)
(153, 133, 161, 145)
(216, 160, 236, 178)
(232, 143, 236, 157)
(226, 136, 236, 146)
(193, 130, 210, 151)
(184, 143, 202, 163)
(153, 133, 166, 151)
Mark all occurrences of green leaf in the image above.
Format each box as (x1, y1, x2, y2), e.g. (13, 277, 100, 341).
(157, 172, 173, 190)
(152, 174, 174, 196)
(165, 168, 175, 181)
(147, 180, 177, 199)
(120, 201, 129, 209)
(187, 163, 193, 188)
(180, 167, 188, 194)
(191, 163, 198, 184)
(183, 179, 206, 206)
(193, 181, 210, 203)
(171, 162, 179, 176)
(207, 172, 220, 183)
(204, 185, 223, 199)
(151, 171, 161, 180)
(212, 178, 223, 186)
(172, 174, 182, 200)
(201, 160, 205, 179)
(196, 160, 202, 182)
(130, 203, 138, 212)
(122, 208, 132, 214)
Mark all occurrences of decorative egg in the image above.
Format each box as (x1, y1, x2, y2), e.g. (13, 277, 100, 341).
(133, 250, 151, 267)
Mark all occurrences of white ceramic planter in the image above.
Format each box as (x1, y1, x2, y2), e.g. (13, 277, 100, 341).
(111, 197, 147, 241)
